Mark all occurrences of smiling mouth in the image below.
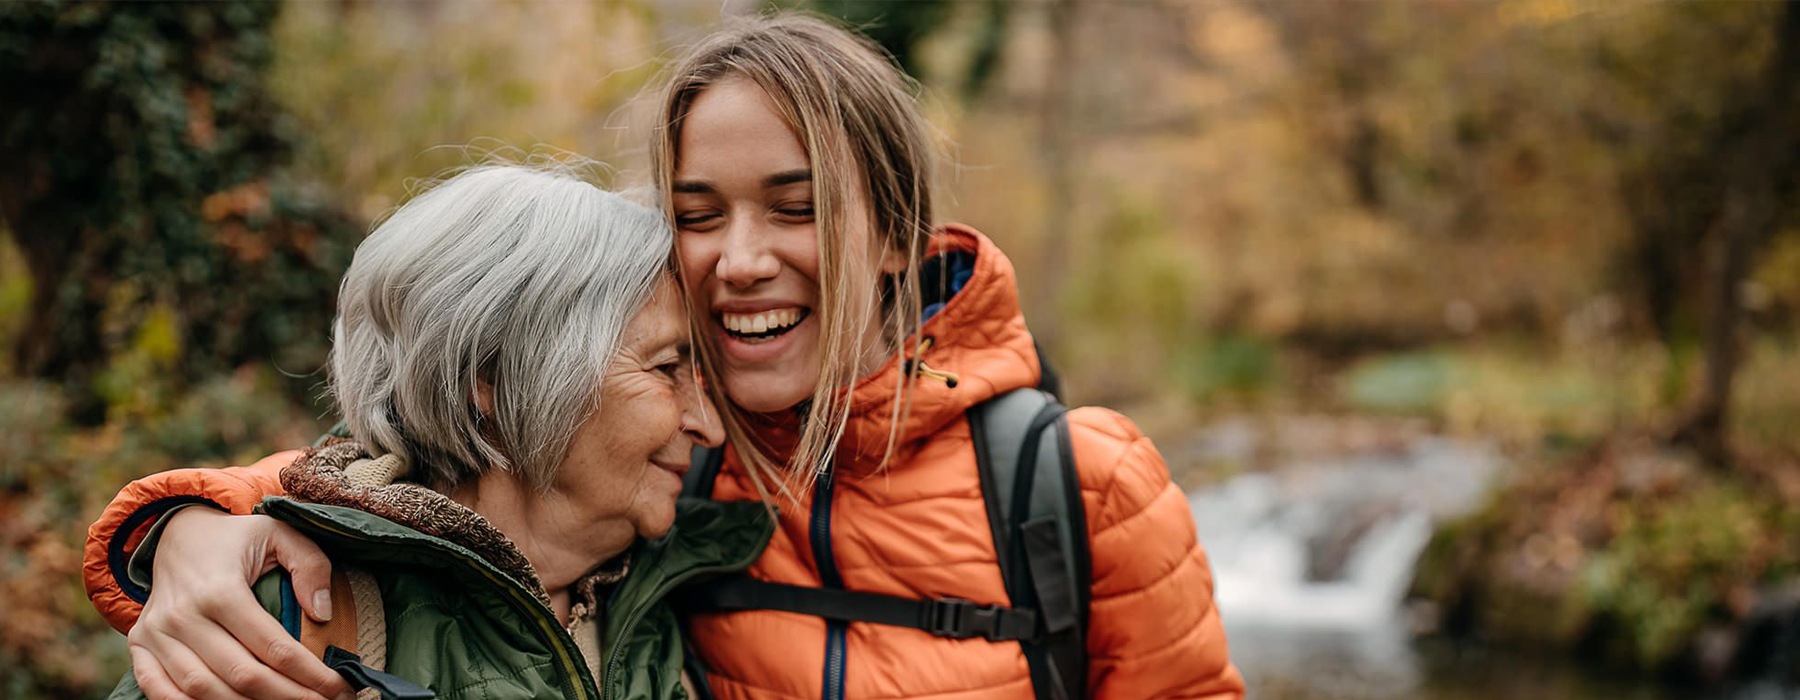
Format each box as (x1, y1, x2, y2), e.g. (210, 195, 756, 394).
(719, 308, 810, 344)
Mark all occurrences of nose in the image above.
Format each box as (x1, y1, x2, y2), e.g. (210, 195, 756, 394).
(681, 380, 725, 449)
(716, 217, 779, 288)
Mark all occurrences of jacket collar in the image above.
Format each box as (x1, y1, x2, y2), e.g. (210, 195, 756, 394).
(280, 440, 569, 608)
(831, 225, 1042, 473)
(277, 441, 772, 621)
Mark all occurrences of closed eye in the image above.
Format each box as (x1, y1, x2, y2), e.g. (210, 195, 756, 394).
(675, 211, 722, 231)
(773, 204, 814, 222)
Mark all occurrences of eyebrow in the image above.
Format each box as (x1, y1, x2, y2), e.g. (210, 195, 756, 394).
(763, 169, 812, 188)
(671, 170, 813, 195)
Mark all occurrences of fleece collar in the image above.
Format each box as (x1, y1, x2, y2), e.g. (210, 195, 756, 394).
(280, 441, 628, 624)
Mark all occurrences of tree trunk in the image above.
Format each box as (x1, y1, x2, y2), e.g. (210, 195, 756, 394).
(1674, 2, 1800, 466)
(1031, 0, 1080, 350)
(0, 103, 115, 423)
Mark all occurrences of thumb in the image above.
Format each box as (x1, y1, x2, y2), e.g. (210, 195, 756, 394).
(268, 524, 335, 623)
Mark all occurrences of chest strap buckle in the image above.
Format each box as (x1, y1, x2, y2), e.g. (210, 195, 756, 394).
(926, 598, 1039, 642)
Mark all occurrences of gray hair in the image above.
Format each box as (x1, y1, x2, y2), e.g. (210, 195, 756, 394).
(330, 163, 670, 491)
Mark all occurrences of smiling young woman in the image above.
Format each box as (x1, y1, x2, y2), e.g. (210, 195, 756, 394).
(644, 14, 1246, 700)
(653, 19, 938, 502)
(667, 74, 909, 456)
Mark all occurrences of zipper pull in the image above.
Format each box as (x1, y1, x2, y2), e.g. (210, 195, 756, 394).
(905, 336, 960, 388)
(324, 646, 437, 699)
(914, 361, 960, 388)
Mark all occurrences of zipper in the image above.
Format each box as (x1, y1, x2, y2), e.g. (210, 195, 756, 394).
(811, 469, 849, 700)
(268, 501, 596, 700)
(599, 515, 775, 700)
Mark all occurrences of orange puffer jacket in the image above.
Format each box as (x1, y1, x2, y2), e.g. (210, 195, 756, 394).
(82, 226, 1242, 699)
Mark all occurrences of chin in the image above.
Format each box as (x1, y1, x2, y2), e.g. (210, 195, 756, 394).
(724, 372, 817, 415)
(634, 502, 679, 540)
(638, 517, 675, 540)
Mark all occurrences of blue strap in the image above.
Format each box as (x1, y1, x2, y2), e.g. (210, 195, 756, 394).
(276, 571, 302, 640)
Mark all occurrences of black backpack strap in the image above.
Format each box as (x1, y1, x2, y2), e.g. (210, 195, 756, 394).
(672, 389, 1090, 699)
(681, 633, 719, 700)
(677, 576, 1038, 641)
(676, 444, 730, 694)
(683, 445, 725, 499)
(1033, 341, 1062, 400)
(972, 389, 1089, 700)
(1049, 407, 1090, 696)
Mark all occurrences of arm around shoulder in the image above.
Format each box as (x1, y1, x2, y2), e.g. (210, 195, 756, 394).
(1067, 407, 1244, 700)
(83, 450, 301, 633)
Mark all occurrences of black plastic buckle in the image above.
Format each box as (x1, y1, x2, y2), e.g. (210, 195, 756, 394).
(323, 646, 437, 700)
(927, 598, 1005, 640)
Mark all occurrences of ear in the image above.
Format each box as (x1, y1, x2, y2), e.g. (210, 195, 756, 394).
(473, 379, 496, 418)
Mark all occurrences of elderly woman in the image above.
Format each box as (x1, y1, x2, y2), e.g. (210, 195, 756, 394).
(108, 163, 771, 700)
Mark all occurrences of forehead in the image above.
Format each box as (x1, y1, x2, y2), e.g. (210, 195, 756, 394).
(675, 77, 807, 173)
(623, 279, 685, 348)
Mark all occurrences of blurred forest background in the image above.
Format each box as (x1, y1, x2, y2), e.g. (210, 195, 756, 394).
(3, 0, 1800, 697)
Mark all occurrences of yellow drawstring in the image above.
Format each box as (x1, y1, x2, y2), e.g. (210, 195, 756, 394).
(907, 337, 960, 388)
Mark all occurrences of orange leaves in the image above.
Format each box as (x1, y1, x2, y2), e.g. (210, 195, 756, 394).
(202, 181, 272, 263)
(184, 86, 215, 149)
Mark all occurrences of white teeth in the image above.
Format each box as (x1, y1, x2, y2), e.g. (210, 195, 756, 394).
(721, 308, 803, 334)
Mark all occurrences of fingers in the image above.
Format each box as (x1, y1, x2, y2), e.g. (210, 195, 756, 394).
(134, 588, 354, 700)
(140, 603, 347, 700)
(210, 591, 353, 699)
(265, 525, 334, 623)
(138, 510, 352, 700)
(130, 623, 252, 700)
(130, 644, 198, 700)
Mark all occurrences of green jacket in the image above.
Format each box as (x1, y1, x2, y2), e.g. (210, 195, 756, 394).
(112, 496, 773, 700)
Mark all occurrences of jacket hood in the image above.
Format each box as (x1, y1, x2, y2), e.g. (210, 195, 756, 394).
(833, 225, 1042, 472)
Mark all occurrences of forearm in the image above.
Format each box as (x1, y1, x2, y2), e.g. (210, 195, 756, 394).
(84, 451, 298, 632)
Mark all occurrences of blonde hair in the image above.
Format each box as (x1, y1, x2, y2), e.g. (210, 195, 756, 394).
(651, 12, 937, 497)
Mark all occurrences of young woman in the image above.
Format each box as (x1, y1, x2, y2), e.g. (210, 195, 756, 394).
(82, 13, 1242, 700)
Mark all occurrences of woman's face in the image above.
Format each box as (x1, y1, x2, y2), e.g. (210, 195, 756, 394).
(553, 277, 721, 540)
(671, 76, 901, 414)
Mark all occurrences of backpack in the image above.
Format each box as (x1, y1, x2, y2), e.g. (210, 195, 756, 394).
(675, 386, 1092, 700)
(272, 568, 436, 700)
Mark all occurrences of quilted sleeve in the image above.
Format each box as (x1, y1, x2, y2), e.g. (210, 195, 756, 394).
(1068, 407, 1244, 700)
(82, 450, 300, 633)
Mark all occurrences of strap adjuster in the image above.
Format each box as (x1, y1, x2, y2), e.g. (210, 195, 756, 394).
(925, 598, 1036, 641)
(324, 646, 437, 699)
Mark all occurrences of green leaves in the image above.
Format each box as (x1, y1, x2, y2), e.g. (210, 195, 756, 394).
(0, 1, 355, 422)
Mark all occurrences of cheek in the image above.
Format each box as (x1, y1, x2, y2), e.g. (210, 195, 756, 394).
(677, 236, 711, 286)
(648, 394, 685, 436)
(788, 230, 823, 281)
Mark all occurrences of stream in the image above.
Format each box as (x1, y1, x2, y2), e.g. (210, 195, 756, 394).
(1178, 417, 1794, 699)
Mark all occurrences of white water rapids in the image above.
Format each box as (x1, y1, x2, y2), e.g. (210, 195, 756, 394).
(1180, 418, 1800, 699)
(1179, 419, 1504, 698)
(1190, 435, 1501, 631)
